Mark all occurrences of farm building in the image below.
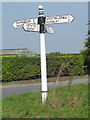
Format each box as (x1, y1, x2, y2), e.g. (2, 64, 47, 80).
(0, 48, 37, 57)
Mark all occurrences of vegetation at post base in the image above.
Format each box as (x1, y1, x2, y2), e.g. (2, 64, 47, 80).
(2, 54, 86, 82)
(2, 84, 88, 118)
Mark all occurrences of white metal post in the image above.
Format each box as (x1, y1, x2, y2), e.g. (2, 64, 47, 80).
(38, 5, 48, 103)
(40, 33, 47, 103)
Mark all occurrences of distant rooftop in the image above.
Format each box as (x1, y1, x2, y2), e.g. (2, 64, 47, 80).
(0, 48, 27, 55)
(0, 48, 37, 57)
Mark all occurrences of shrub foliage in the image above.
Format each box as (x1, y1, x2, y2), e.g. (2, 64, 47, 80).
(2, 55, 85, 82)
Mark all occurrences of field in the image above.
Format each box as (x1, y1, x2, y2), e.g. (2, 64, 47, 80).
(2, 84, 89, 118)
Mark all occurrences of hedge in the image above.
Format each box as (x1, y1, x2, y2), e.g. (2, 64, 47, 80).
(47, 55, 85, 77)
(2, 57, 40, 82)
(2, 55, 85, 82)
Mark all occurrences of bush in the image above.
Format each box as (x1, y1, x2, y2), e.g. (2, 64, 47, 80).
(2, 55, 85, 82)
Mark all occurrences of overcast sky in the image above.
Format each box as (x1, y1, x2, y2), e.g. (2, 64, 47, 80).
(1, 2, 88, 54)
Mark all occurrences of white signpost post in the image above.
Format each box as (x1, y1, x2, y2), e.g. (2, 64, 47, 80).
(13, 5, 74, 104)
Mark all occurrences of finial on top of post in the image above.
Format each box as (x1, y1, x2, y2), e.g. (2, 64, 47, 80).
(39, 5, 43, 10)
(38, 5, 44, 16)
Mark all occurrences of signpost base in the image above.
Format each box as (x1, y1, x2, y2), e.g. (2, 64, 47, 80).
(42, 92, 47, 104)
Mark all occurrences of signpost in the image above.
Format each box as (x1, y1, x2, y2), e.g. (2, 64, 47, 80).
(13, 5, 74, 104)
(13, 18, 38, 28)
(23, 23, 39, 32)
(45, 26, 53, 34)
(23, 23, 53, 34)
(45, 15, 74, 24)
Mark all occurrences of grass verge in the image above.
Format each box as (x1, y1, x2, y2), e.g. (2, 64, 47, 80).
(2, 84, 89, 118)
(2, 79, 40, 85)
(2, 75, 88, 85)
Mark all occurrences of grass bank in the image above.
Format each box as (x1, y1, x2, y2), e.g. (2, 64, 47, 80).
(2, 84, 89, 118)
(2, 78, 40, 85)
(2, 75, 88, 86)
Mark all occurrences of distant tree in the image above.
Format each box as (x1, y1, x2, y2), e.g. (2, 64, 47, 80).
(85, 21, 90, 54)
(84, 21, 90, 74)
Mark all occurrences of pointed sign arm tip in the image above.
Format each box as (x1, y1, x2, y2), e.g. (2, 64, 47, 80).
(68, 14, 75, 23)
(12, 21, 16, 28)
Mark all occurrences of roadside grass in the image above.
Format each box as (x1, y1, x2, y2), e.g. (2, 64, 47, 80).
(2, 75, 88, 85)
(2, 84, 89, 118)
(2, 79, 40, 85)
(0, 99, 2, 119)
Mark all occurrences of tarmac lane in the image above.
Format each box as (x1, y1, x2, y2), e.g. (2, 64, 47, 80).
(1, 78, 89, 98)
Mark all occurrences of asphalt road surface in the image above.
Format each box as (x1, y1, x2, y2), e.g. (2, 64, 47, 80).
(1, 78, 89, 98)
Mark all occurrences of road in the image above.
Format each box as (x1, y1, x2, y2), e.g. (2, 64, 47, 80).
(1, 78, 89, 98)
